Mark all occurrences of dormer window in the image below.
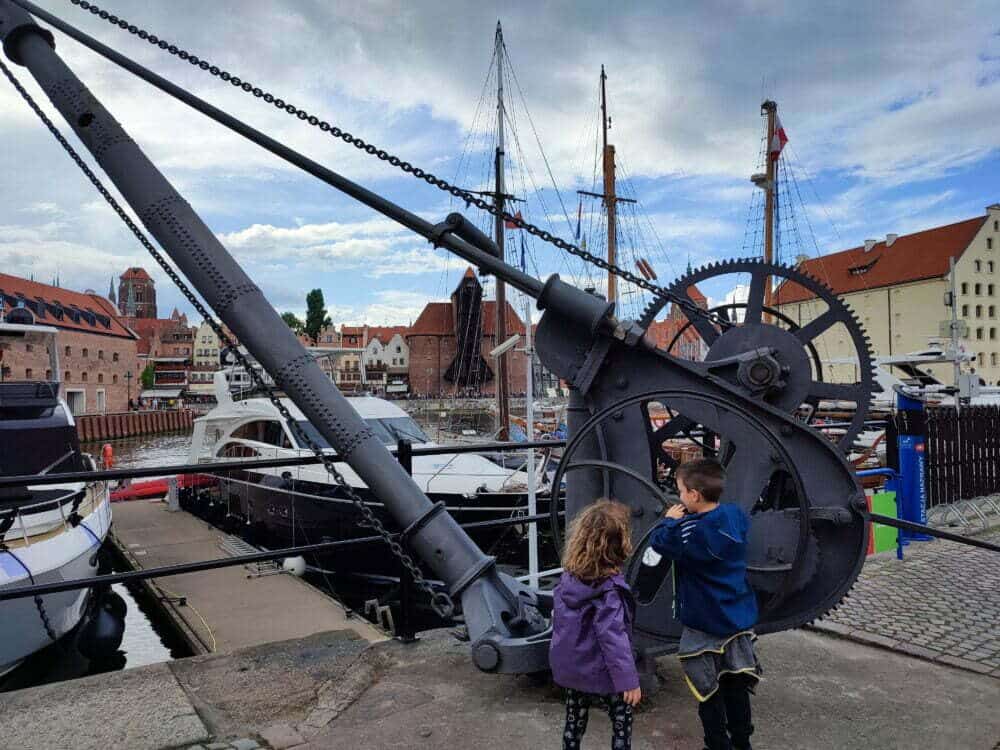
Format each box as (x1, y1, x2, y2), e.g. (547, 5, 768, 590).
(848, 259, 877, 276)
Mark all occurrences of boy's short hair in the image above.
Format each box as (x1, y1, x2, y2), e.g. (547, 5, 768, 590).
(676, 458, 726, 503)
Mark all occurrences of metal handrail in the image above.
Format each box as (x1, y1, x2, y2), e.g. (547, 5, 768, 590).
(0, 483, 104, 547)
(0, 439, 567, 489)
(0, 509, 563, 601)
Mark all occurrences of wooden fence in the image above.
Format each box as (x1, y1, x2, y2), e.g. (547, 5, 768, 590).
(924, 405, 1000, 507)
(76, 409, 194, 443)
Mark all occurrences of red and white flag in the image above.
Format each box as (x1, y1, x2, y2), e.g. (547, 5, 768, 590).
(504, 210, 523, 230)
(769, 115, 788, 161)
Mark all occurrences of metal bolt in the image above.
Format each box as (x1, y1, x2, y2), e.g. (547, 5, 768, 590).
(473, 642, 501, 671)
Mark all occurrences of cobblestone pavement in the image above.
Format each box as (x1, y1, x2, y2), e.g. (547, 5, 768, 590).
(814, 528, 1000, 677)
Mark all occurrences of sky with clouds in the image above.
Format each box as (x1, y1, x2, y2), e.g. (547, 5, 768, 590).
(1, 0, 997, 326)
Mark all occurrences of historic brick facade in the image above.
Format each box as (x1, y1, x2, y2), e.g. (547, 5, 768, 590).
(407, 269, 528, 397)
(118, 266, 157, 319)
(0, 273, 141, 414)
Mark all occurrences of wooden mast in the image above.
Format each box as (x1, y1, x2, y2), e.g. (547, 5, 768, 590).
(601, 65, 618, 304)
(762, 100, 777, 311)
(493, 21, 510, 440)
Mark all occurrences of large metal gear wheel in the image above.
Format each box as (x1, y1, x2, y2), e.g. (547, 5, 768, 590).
(639, 258, 877, 453)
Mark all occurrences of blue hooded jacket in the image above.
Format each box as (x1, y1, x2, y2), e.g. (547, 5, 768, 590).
(649, 504, 758, 637)
(549, 572, 639, 694)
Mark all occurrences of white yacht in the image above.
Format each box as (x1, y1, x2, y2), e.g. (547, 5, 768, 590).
(185, 374, 554, 571)
(0, 320, 113, 677)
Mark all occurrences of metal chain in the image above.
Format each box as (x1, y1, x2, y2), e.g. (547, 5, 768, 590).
(0, 59, 454, 619)
(65, 0, 734, 331)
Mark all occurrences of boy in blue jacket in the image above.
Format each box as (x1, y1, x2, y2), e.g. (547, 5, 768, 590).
(649, 458, 761, 750)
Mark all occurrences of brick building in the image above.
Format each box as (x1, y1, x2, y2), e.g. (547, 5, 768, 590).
(118, 266, 157, 319)
(0, 273, 140, 414)
(407, 268, 528, 397)
(644, 282, 710, 361)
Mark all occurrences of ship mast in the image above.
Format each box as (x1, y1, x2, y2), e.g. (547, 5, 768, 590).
(762, 100, 777, 310)
(601, 66, 617, 304)
(493, 21, 511, 440)
(578, 66, 634, 307)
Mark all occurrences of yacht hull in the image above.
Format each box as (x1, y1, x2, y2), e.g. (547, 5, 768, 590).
(0, 495, 111, 676)
(185, 472, 555, 573)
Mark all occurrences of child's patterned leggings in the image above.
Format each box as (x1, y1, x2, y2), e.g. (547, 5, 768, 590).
(562, 688, 633, 749)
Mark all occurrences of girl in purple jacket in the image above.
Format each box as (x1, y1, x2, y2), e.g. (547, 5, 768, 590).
(550, 499, 641, 750)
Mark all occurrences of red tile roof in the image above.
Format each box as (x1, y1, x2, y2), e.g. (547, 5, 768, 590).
(0, 273, 136, 339)
(407, 300, 526, 337)
(408, 303, 453, 336)
(482, 301, 526, 336)
(775, 217, 986, 304)
(368, 325, 408, 345)
(120, 267, 152, 281)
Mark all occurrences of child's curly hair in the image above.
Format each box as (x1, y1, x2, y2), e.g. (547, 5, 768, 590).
(562, 499, 633, 582)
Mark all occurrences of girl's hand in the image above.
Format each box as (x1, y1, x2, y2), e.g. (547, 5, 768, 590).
(664, 504, 686, 520)
(623, 687, 642, 706)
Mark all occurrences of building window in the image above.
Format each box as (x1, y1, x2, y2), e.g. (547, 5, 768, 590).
(81, 372, 88, 382)
(113, 352, 119, 362)
(976, 260, 982, 272)
(976, 305, 983, 318)
(98, 350, 104, 360)
(64, 371, 71, 381)
(82, 347, 89, 357)
(961, 282, 968, 295)
(25, 343, 33, 353)
(990, 261, 996, 273)
(98, 373, 104, 383)
(962, 304, 969, 316)
(113, 374, 118, 384)
(975, 283, 982, 295)
(45, 369, 51, 379)
(25, 368, 33, 379)
(991, 328, 997, 341)
(993, 353, 999, 366)
(65, 346, 71, 356)
(976, 327, 984, 340)
(989, 238, 994, 250)
(990, 284, 996, 296)
(979, 352, 985, 366)
(992, 306, 997, 318)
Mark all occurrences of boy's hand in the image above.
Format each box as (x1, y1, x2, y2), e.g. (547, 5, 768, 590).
(664, 504, 686, 520)
(623, 687, 642, 706)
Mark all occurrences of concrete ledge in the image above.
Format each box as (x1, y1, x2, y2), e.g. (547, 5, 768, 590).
(6, 627, 1000, 750)
(0, 662, 208, 750)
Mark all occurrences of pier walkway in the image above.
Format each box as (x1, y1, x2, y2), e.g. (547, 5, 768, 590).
(111, 500, 385, 654)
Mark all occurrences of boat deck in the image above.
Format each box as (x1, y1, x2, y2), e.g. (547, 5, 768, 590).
(110, 500, 385, 654)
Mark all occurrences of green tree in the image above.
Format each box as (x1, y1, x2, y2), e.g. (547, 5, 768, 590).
(281, 311, 304, 334)
(140, 363, 155, 389)
(304, 289, 331, 345)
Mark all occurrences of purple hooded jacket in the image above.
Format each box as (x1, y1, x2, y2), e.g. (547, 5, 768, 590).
(549, 572, 639, 694)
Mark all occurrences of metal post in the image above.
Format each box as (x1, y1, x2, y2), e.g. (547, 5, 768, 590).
(523, 295, 538, 589)
(166, 475, 179, 512)
(396, 438, 418, 643)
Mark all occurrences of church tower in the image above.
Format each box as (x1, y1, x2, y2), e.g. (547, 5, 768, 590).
(118, 267, 157, 318)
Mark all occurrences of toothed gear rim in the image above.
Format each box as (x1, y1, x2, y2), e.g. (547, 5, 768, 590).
(639, 258, 876, 453)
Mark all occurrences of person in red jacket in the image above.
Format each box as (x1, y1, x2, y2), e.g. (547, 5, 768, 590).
(549, 499, 640, 750)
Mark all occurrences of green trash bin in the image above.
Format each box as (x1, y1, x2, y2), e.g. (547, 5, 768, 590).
(870, 490, 899, 554)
